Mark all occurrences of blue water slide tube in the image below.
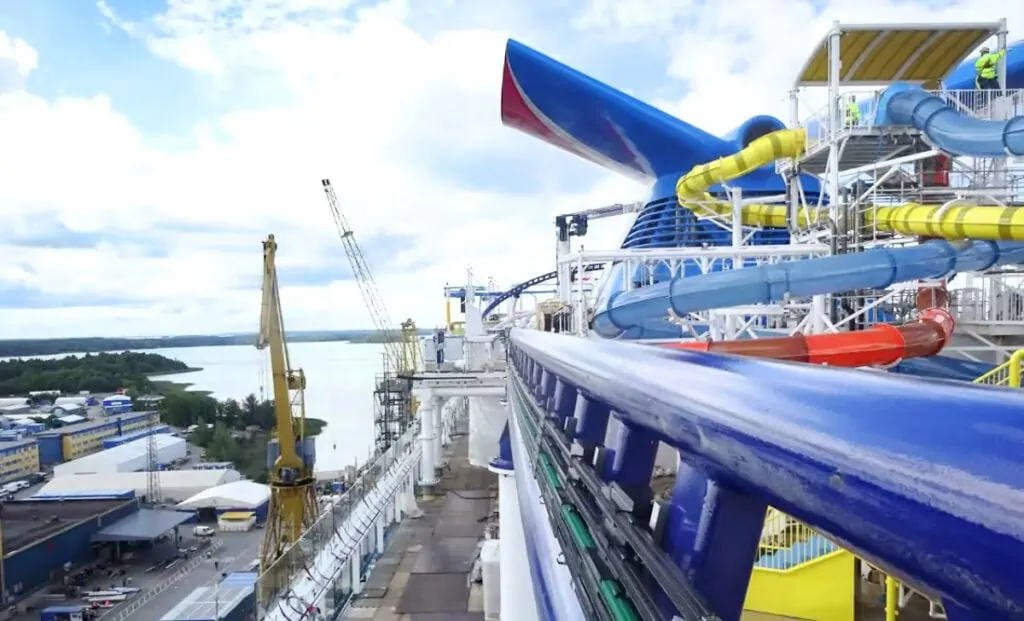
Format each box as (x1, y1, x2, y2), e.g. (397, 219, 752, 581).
(508, 329, 1024, 618)
(875, 82, 1024, 156)
(592, 240, 1024, 338)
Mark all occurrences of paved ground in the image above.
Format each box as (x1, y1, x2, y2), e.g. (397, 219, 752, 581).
(9, 528, 263, 621)
(119, 529, 263, 620)
(344, 420, 497, 621)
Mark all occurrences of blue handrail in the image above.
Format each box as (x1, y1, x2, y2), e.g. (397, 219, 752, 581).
(508, 328, 1024, 619)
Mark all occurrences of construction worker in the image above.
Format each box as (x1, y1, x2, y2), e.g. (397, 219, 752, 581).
(975, 46, 1005, 90)
(845, 95, 861, 128)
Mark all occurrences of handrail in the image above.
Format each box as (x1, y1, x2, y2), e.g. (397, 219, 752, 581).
(508, 328, 1024, 618)
(974, 349, 1024, 387)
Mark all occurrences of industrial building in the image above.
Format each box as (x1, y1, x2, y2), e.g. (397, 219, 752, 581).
(53, 433, 185, 477)
(0, 497, 138, 603)
(37, 469, 242, 503)
(103, 424, 171, 449)
(102, 395, 132, 415)
(176, 480, 271, 522)
(0, 438, 40, 484)
(35, 411, 159, 465)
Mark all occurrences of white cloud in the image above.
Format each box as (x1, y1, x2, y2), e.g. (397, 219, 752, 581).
(2, 0, 1019, 338)
(0, 0, 642, 338)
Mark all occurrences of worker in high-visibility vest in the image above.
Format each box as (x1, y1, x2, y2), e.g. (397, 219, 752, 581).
(975, 46, 1005, 90)
(844, 96, 861, 128)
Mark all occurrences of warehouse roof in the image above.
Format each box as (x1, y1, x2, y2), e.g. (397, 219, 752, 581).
(36, 411, 156, 437)
(177, 480, 270, 510)
(57, 433, 182, 473)
(160, 585, 253, 621)
(92, 508, 193, 542)
(39, 469, 240, 495)
(1, 499, 134, 553)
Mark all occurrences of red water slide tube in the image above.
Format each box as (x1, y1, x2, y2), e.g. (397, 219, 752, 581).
(659, 287, 955, 367)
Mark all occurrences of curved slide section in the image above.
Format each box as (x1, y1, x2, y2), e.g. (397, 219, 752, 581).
(592, 239, 1024, 339)
(876, 82, 1024, 157)
(660, 306, 955, 367)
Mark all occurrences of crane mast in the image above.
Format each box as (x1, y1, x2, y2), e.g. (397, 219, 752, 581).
(322, 179, 421, 452)
(257, 234, 317, 587)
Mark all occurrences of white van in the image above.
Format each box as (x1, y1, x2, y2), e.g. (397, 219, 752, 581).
(193, 525, 216, 537)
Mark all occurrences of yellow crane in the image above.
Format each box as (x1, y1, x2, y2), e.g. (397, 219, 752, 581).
(257, 234, 317, 580)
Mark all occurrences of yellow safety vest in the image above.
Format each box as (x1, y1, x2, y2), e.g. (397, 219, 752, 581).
(845, 101, 861, 123)
(975, 50, 1005, 79)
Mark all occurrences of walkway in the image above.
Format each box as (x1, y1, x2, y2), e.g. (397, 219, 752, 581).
(344, 418, 497, 621)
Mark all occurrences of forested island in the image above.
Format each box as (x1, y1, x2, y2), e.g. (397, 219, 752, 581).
(159, 391, 327, 483)
(0, 351, 196, 396)
(0, 329, 431, 357)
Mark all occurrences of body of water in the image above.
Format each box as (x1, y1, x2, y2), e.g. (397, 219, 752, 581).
(4, 342, 385, 473)
(147, 342, 384, 473)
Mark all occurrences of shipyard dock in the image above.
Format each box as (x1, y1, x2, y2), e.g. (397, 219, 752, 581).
(344, 415, 496, 621)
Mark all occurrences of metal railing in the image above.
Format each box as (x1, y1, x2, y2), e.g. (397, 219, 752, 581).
(973, 350, 1024, 387)
(800, 88, 1024, 150)
(257, 423, 421, 618)
(755, 508, 840, 571)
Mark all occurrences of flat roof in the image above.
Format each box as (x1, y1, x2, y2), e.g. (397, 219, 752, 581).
(1, 499, 133, 554)
(160, 585, 253, 620)
(36, 411, 156, 437)
(0, 438, 39, 451)
(797, 22, 1001, 86)
(92, 508, 193, 542)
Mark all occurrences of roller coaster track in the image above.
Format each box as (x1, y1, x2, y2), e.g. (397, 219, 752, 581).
(481, 264, 605, 318)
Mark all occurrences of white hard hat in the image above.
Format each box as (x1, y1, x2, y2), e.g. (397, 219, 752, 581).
(980, 46, 990, 54)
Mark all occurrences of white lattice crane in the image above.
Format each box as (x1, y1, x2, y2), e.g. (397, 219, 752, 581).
(321, 179, 421, 376)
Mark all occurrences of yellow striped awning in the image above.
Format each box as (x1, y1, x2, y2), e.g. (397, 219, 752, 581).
(219, 511, 255, 520)
(797, 23, 1000, 87)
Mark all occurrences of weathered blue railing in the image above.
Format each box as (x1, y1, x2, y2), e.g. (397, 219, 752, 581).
(507, 328, 1024, 621)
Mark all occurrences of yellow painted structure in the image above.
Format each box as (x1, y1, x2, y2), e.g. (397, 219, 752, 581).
(0, 440, 40, 483)
(675, 129, 1024, 242)
(744, 508, 855, 621)
(745, 550, 856, 621)
(796, 25, 997, 87)
(56, 411, 158, 461)
(974, 349, 1024, 387)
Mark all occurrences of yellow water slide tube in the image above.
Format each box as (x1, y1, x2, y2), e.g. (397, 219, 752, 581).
(675, 129, 1024, 241)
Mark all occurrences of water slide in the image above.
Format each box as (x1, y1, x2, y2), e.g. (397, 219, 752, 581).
(502, 38, 1024, 371)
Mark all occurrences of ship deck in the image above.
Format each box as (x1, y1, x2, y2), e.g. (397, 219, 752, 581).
(344, 416, 497, 621)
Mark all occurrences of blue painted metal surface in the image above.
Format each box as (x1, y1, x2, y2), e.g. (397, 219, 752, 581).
(593, 240, 1024, 338)
(943, 38, 1024, 90)
(36, 435, 63, 466)
(874, 83, 1024, 156)
(508, 328, 1024, 618)
(4, 500, 137, 599)
(507, 406, 585, 621)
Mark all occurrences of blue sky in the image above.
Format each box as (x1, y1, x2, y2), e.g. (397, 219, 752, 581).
(0, 0, 1014, 337)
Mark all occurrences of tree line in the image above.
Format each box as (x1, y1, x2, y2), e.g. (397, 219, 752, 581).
(159, 391, 326, 483)
(0, 352, 194, 396)
(0, 329, 430, 357)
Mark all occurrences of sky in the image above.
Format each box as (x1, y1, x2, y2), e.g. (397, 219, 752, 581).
(0, 0, 1019, 338)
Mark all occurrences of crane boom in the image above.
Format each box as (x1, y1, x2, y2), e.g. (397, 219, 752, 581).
(321, 179, 403, 369)
(257, 234, 316, 593)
